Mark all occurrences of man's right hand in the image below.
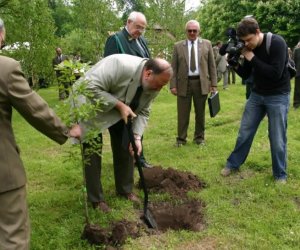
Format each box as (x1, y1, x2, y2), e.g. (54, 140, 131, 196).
(69, 124, 82, 139)
(115, 101, 136, 124)
(170, 87, 177, 96)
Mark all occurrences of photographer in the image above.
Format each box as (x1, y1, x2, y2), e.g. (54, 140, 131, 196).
(221, 17, 290, 183)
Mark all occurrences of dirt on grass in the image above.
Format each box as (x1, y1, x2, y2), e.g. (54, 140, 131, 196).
(140, 165, 206, 198)
(82, 166, 207, 248)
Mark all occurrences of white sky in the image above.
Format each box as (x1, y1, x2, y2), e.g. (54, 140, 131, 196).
(185, 0, 201, 12)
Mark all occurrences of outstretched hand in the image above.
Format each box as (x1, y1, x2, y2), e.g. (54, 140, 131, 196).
(69, 124, 82, 139)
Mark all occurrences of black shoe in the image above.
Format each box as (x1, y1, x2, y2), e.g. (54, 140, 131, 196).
(92, 201, 111, 213)
(119, 193, 141, 203)
(142, 161, 153, 168)
(194, 139, 205, 146)
(174, 141, 187, 147)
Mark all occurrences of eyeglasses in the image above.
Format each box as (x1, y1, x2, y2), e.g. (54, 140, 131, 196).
(187, 29, 198, 33)
(134, 23, 146, 32)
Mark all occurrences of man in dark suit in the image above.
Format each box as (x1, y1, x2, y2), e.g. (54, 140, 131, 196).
(52, 47, 69, 100)
(170, 20, 217, 147)
(0, 18, 81, 250)
(104, 11, 150, 58)
(103, 11, 152, 171)
(293, 41, 300, 108)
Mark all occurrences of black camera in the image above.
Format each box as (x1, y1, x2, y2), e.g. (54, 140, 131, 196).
(219, 28, 245, 66)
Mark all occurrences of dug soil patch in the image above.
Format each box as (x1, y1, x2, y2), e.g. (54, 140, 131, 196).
(82, 166, 207, 248)
(139, 165, 206, 198)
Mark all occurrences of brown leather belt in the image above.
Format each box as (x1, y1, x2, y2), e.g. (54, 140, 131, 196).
(188, 75, 199, 80)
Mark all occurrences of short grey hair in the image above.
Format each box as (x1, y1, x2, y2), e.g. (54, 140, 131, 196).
(185, 20, 200, 31)
(128, 11, 146, 23)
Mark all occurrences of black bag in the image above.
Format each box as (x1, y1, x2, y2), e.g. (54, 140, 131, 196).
(266, 32, 296, 78)
(208, 91, 220, 118)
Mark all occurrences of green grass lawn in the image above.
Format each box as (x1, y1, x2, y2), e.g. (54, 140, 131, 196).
(14, 80, 300, 249)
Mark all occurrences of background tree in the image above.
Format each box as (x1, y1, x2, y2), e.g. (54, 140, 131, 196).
(198, 0, 300, 47)
(144, 0, 191, 60)
(1, 0, 57, 87)
(70, 0, 121, 63)
(1, 0, 299, 87)
(48, 0, 73, 37)
(116, 0, 146, 24)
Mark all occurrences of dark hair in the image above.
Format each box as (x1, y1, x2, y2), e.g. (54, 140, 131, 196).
(144, 58, 172, 75)
(237, 17, 259, 37)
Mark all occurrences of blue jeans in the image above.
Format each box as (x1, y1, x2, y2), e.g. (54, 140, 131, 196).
(226, 91, 290, 180)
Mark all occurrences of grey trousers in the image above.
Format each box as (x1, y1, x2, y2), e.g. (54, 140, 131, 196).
(0, 186, 30, 250)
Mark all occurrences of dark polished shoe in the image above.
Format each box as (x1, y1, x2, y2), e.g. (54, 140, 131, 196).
(194, 139, 205, 146)
(174, 141, 186, 147)
(121, 193, 141, 203)
(92, 201, 111, 213)
(142, 161, 153, 168)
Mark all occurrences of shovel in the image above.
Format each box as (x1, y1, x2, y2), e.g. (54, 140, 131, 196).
(126, 117, 158, 229)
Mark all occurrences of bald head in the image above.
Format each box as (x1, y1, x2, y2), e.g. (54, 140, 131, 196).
(142, 58, 173, 91)
(144, 58, 173, 75)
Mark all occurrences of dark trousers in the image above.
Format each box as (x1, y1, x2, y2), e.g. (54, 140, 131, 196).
(293, 76, 300, 108)
(177, 78, 207, 143)
(83, 120, 134, 202)
(228, 67, 236, 84)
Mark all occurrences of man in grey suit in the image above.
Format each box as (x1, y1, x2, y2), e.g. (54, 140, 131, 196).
(0, 18, 81, 250)
(79, 54, 172, 212)
(170, 20, 217, 147)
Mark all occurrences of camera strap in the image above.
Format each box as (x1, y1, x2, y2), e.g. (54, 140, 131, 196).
(265, 32, 272, 55)
(266, 32, 296, 78)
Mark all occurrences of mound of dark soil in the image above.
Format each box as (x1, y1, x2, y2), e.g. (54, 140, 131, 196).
(139, 166, 206, 198)
(82, 166, 207, 247)
(81, 220, 148, 247)
(82, 199, 205, 247)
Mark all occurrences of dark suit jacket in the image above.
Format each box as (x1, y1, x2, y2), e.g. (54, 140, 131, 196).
(170, 38, 217, 96)
(104, 28, 150, 58)
(0, 55, 69, 193)
(293, 47, 300, 77)
(52, 54, 68, 77)
(52, 54, 68, 66)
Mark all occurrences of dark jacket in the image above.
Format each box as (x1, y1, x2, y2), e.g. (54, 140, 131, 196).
(104, 28, 150, 58)
(237, 33, 290, 95)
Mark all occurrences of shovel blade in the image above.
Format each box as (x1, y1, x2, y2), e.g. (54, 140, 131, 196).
(143, 209, 158, 229)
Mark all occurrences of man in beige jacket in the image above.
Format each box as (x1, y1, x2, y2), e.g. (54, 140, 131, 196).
(79, 54, 172, 212)
(0, 18, 81, 249)
(170, 20, 217, 147)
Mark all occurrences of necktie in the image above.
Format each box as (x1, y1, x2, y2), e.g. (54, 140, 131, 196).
(190, 41, 196, 72)
(129, 85, 143, 111)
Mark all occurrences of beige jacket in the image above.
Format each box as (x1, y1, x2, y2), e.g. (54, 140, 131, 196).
(0, 55, 68, 193)
(170, 38, 217, 96)
(78, 54, 159, 137)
